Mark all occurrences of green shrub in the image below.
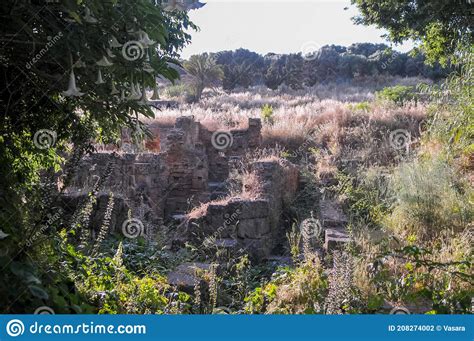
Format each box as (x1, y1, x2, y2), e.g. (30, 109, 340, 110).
(165, 84, 192, 98)
(421, 47, 474, 155)
(376, 85, 417, 105)
(261, 104, 274, 125)
(388, 156, 472, 238)
(244, 260, 328, 314)
(348, 101, 371, 112)
(332, 168, 390, 228)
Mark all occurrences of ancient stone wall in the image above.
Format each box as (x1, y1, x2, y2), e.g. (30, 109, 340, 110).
(162, 117, 209, 216)
(67, 116, 263, 226)
(201, 118, 262, 182)
(175, 159, 299, 259)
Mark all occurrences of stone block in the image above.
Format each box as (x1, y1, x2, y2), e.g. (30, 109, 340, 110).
(324, 228, 351, 252)
(237, 217, 270, 239)
(167, 262, 213, 293)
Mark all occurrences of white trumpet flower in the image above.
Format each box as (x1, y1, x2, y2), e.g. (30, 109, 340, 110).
(175, 0, 186, 11)
(135, 82, 142, 98)
(96, 56, 113, 67)
(137, 84, 150, 105)
(63, 70, 84, 97)
(73, 59, 86, 68)
(95, 69, 105, 84)
(128, 83, 141, 100)
(162, 0, 205, 11)
(143, 62, 155, 74)
(162, 0, 176, 11)
(151, 83, 160, 100)
(109, 36, 122, 48)
(83, 7, 98, 23)
(106, 48, 116, 58)
(137, 30, 155, 46)
(110, 80, 120, 95)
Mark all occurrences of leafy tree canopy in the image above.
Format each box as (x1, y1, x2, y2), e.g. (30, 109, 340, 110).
(350, 0, 474, 65)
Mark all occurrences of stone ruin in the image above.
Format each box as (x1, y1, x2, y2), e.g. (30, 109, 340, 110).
(174, 159, 299, 259)
(62, 114, 359, 294)
(64, 116, 300, 260)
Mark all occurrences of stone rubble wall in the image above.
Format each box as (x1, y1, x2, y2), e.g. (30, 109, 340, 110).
(65, 116, 266, 236)
(175, 159, 299, 259)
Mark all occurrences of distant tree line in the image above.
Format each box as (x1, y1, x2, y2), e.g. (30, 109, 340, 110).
(201, 43, 449, 91)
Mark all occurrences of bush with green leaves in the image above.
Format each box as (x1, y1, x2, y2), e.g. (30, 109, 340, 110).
(347, 101, 371, 113)
(332, 168, 390, 228)
(421, 47, 474, 156)
(375, 85, 418, 105)
(0, 0, 197, 313)
(388, 156, 472, 239)
(260, 104, 275, 125)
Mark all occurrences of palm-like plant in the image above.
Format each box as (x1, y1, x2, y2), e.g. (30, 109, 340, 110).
(184, 53, 224, 101)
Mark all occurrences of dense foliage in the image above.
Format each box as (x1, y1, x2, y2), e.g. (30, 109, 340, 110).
(0, 0, 471, 316)
(351, 0, 474, 65)
(0, 0, 195, 313)
(202, 44, 448, 91)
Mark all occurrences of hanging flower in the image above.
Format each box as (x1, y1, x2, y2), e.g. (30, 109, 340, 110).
(137, 30, 155, 46)
(137, 84, 149, 105)
(151, 82, 160, 100)
(161, 0, 205, 11)
(73, 59, 86, 68)
(110, 79, 120, 95)
(63, 70, 84, 97)
(95, 69, 105, 85)
(109, 36, 123, 48)
(106, 48, 116, 58)
(83, 7, 98, 23)
(96, 56, 113, 67)
(143, 62, 155, 73)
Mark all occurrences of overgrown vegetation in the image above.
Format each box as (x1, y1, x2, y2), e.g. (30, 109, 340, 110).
(0, 0, 472, 315)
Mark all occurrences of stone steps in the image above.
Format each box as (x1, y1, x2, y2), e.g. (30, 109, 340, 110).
(319, 199, 352, 253)
(208, 181, 228, 200)
(324, 228, 351, 252)
(167, 262, 213, 293)
(214, 238, 238, 249)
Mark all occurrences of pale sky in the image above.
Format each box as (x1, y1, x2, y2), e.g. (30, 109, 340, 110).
(181, 0, 415, 58)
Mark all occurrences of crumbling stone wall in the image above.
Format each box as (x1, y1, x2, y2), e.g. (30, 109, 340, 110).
(66, 116, 299, 260)
(66, 116, 263, 227)
(65, 152, 168, 235)
(175, 159, 299, 259)
(163, 117, 209, 216)
(201, 118, 262, 182)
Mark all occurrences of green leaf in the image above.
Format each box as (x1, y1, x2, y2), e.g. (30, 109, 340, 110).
(68, 11, 82, 24)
